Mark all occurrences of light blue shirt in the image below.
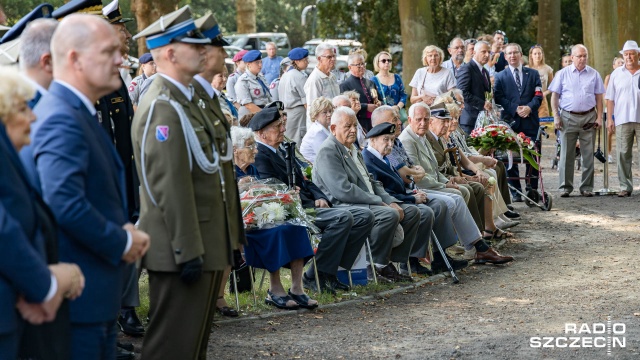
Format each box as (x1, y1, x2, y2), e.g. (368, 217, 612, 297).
(550, 64, 605, 113)
(261, 55, 283, 84)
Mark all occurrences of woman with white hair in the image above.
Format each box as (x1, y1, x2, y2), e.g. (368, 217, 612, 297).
(231, 126, 259, 178)
(409, 45, 457, 106)
(300, 97, 333, 163)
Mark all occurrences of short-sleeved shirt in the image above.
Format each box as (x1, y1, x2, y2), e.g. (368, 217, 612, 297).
(409, 67, 457, 96)
(279, 68, 308, 108)
(304, 67, 340, 122)
(548, 64, 605, 113)
(226, 70, 243, 102)
(234, 70, 272, 106)
(605, 66, 640, 125)
(261, 56, 283, 84)
(269, 78, 280, 101)
(128, 74, 148, 106)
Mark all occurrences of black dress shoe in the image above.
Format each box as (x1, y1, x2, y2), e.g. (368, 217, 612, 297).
(366, 265, 394, 283)
(303, 272, 350, 294)
(400, 257, 432, 276)
(378, 263, 413, 282)
(503, 210, 520, 219)
(118, 308, 145, 337)
(507, 205, 515, 211)
(431, 252, 469, 274)
(117, 346, 134, 360)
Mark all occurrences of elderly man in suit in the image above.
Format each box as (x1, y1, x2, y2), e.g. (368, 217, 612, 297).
(251, 107, 373, 293)
(313, 106, 420, 283)
(456, 40, 493, 135)
(132, 6, 233, 360)
(362, 120, 468, 274)
(25, 14, 150, 359)
(494, 43, 543, 201)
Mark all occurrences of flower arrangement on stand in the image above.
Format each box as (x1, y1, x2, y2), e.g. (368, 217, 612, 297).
(467, 124, 540, 169)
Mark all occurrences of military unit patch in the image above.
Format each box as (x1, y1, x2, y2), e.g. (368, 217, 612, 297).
(156, 125, 169, 142)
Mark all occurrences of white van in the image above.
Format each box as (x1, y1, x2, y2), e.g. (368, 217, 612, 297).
(302, 38, 363, 72)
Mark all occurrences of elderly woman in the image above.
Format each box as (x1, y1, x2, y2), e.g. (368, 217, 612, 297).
(0, 68, 84, 359)
(232, 126, 259, 179)
(279, 48, 310, 144)
(212, 67, 238, 124)
(235, 50, 273, 118)
(300, 97, 333, 164)
(372, 51, 407, 121)
(409, 45, 456, 106)
(339, 52, 382, 132)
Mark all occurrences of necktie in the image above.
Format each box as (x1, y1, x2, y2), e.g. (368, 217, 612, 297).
(383, 156, 391, 168)
(256, 76, 271, 95)
(514, 68, 522, 92)
(359, 77, 372, 103)
(221, 92, 239, 118)
(481, 67, 490, 88)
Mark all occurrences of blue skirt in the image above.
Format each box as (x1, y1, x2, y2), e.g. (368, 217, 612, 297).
(244, 224, 314, 273)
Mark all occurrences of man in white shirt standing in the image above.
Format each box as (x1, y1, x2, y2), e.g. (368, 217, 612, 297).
(606, 40, 640, 197)
(304, 43, 341, 126)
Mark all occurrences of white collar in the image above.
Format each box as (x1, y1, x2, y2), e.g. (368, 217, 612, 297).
(509, 63, 523, 74)
(54, 80, 96, 116)
(158, 73, 192, 101)
(472, 59, 485, 72)
(429, 130, 439, 141)
(366, 145, 385, 162)
(212, 87, 222, 97)
(22, 74, 49, 96)
(193, 74, 214, 99)
(256, 140, 277, 154)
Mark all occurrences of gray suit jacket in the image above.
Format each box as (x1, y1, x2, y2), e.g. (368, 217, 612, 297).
(398, 126, 449, 190)
(312, 135, 399, 207)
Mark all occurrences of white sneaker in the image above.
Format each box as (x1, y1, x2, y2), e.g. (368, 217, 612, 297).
(608, 155, 614, 163)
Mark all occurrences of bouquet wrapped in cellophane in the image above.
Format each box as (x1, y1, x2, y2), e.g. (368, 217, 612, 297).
(238, 178, 320, 233)
(467, 123, 540, 170)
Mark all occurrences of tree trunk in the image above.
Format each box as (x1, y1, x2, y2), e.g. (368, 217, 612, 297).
(398, 0, 435, 98)
(617, 0, 640, 50)
(579, 0, 618, 76)
(237, 0, 257, 34)
(131, 0, 180, 55)
(537, 0, 561, 71)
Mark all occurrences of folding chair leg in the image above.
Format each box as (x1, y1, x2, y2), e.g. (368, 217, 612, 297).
(347, 270, 353, 288)
(231, 270, 240, 312)
(248, 266, 257, 306)
(406, 258, 412, 277)
(307, 231, 322, 293)
(258, 269, 266, 291)
(365, 238, 377, 285)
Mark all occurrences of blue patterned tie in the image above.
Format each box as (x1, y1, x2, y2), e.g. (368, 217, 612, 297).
(514, 68, 522, 92)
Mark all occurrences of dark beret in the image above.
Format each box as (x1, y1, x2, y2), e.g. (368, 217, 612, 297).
(248, 107, 281, 132)
(139, 53, 153, 64)
(233, 49, 248, 62)
(366, 122, 396, 139)
(242, 50, 262, 63)
(288, 47, 309, 61)
(430, 106, 451, 119)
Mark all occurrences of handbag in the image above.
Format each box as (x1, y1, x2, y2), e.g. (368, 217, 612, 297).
(374, 74, 408, 123)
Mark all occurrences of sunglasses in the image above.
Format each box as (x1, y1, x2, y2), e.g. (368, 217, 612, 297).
(530, 44, 542, 49)
(379, 59, 392, 64)
(494, 30, 506, 36)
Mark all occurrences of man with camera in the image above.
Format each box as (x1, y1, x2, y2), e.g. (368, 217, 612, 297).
(549, 44, 604, 198)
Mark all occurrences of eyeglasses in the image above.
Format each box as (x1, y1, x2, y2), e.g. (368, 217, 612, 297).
(379, 59, 392, 64)
(349, 63, 365, 67)
(320, 110, 333, 116)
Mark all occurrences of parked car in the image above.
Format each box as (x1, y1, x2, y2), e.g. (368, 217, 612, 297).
(227, 33, 291, 57)
(303, 38, 363, 72)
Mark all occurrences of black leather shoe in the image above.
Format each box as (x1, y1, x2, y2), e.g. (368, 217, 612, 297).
(400, 257, 432, 276)
(303, 272, 334, 294)
(118, 308, 145, 337)
(504, 210, 520, 219)
(378, 263, 413, 282)
(507, 205, 515, 211)
(328, 273, 350, 292)
(117, 346, 134, 360)
(431, 252, 469, 274)
(366, 265, 394, 283)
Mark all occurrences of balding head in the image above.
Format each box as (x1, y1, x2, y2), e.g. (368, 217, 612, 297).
(332, 95, 351, 108)
(371, 105, 395, 126)
(51, 15, 122, 102)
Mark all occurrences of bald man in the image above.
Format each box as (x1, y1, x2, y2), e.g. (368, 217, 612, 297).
(25, 15, 150, 359)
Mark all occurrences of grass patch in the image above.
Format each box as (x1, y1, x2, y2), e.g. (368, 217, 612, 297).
(135, 267, 428, 320)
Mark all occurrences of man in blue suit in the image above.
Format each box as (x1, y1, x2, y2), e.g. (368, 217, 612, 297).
(362, 121, 467, 275)
(25, 15, 150, 359)
(494, 43, 543, 201)
(456, 41, 493, 134)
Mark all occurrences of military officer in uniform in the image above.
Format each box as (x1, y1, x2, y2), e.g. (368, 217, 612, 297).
(191, 13, 246, 317)
(226, 49, 248, 105)
(279, 48, 309, 143)
(132, 6, 233, 359)
(128, 52, 156, 109)
(234, 49, 273, 118)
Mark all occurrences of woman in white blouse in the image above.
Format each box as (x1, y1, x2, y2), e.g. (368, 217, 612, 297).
(409, 45, 457, 106)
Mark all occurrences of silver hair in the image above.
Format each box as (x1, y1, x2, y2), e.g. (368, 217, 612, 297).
(265, 41, 276, 49)
(347, 53, 364, 65)
(315, 43, 335, 58)
(571, 44, 589, 56)
(330, 106, 356, 125)
(332, 95, 351, 107)
(408, 102, 431, 119)
(230, 126, 254, 148)
(371, 105, 395, 126)
(19, 18, 58, 70)
(448, 37, 464, 48)
(474, 40, 490, 52)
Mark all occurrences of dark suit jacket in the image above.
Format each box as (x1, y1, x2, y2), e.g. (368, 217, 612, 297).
(494, 66, 543, 137)
(456, 61, 491, 130)
(362, 148, 415, 203)
(97, 78, 140, 221)
(339, 74, 383, 132)
(254, 142, 329, 209)
(29, 81, 128, 324)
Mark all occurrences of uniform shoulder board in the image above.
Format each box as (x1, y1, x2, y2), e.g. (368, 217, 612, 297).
(228, 72, 236, 78)
(238, 73, 250, 81)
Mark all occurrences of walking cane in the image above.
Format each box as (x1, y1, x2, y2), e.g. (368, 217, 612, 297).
(407, 175, 459, 284)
